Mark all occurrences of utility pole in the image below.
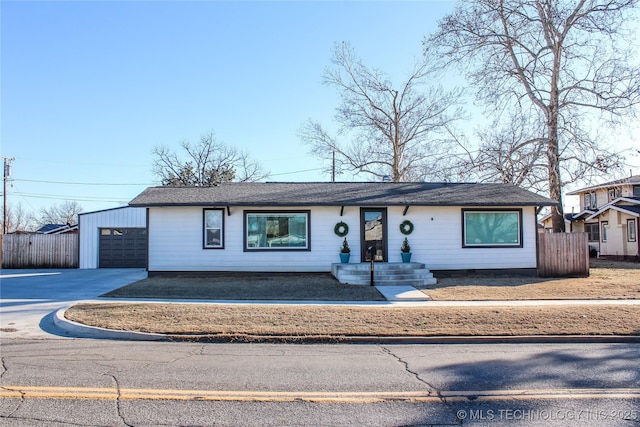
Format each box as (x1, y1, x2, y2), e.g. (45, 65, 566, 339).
(2, 156, 15, 234)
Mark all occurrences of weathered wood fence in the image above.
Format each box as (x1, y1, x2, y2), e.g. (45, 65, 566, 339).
(538, 232, 589, 277)
(1, 234, 79, 268)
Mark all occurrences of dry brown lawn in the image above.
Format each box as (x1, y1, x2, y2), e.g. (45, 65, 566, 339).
(101, 273, 385, 301)
(65, 260, 640, 340)
(424, 260, 640, 300)
(66, 304, 639, 340)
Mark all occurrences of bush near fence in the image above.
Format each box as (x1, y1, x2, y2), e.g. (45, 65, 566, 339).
(1, 234, 79, 268)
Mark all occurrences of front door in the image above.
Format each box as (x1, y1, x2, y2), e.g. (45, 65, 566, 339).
(361, 208, 387, 262)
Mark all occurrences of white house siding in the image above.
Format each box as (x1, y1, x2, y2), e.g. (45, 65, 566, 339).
(148, 206, 356, 272)
(599, 210, 639, 258)
(79, 207, 148, 269)
(398, 206, 538, 270)
(147, 205, 539, 272)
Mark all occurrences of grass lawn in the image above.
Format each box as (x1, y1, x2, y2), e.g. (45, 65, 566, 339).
(101, 273, 385, 301)
(65, 260, 640, 340)
(66, 304, 639, 341)
(424, 260, 640, 300)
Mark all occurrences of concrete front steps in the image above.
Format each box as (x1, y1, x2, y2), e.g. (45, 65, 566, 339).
(331, 262, 437, 286)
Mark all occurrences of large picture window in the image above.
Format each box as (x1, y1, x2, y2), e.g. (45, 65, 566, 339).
(245, 211, 310, 251)
(203, 209, 224, 249)
(462, 209, 522, 248)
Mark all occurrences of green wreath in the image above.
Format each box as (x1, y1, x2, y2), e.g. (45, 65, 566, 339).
(399, 220, 414, 235)
(334, 221, 349, 237)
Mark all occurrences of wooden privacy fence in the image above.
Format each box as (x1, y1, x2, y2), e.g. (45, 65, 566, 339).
(1, 234, 79, 268)
(538, 232, 589, 277)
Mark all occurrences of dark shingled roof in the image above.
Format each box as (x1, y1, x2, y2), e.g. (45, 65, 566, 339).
(129, 182, 557, 207)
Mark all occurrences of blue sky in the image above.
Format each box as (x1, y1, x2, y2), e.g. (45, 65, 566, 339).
(1, 0, 638, 218)
(2, 0, 456, 215)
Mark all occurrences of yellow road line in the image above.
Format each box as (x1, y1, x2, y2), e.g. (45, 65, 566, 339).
(1, 386, 639, 403)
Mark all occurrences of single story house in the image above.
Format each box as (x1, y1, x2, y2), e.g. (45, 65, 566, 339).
(78, 206, 148, 269)
(36, 223, 78, 234)
(128, 182, 556, 277)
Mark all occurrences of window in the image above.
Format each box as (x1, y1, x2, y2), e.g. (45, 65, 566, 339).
(628, 219, 637, 242)
(462, 209, 522, 248)
(585, 223, 600, 242)
(584, 192, 598, 209)
(601, 221, 608, 242)
(245, 211, 310, 251)
(634, 186, 640, 198)
(203, 209, 224, 249)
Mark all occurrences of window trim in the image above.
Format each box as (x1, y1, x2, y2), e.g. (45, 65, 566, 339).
(203, 208, 225, 249)
(601, 221, 608, 242)
(243, 210, 311, 252)
(628, 219, 637, 242)
(461, 208, 523, 248)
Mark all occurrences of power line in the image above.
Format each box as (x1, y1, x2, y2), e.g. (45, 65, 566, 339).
(269, 167, 324, 177)
(13, 178, 155, 186)
(12, 192, 130, 203)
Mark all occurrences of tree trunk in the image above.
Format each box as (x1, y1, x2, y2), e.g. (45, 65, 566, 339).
(547, 105, 565, 233)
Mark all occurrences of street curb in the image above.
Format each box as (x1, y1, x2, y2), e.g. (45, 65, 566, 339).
(54, 308, 164, 341)
(55, 307, 640, 344)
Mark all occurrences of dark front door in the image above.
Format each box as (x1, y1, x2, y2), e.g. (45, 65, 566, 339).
(361, 208, 387, 262)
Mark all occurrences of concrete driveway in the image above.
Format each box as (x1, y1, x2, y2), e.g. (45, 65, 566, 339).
(0, 268, 147, 339)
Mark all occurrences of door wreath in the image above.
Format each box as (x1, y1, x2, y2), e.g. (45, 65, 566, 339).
(334, 221, 349, 237)
(399, 220, 414, 235)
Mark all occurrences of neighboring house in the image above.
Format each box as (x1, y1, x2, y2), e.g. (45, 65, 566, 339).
(36, 223, 78, 234)
(545, 175, 640, 260)
(128, 182, 556, 277)
(78, 206, 148, 269)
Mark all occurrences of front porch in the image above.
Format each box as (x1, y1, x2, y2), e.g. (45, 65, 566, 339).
(331, 262, 438, 286)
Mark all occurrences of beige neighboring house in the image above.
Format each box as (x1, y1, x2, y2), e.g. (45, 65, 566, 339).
(541, 175, 640, 260)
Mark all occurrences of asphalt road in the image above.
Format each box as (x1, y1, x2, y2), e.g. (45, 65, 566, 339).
(1, 339, 639, 426)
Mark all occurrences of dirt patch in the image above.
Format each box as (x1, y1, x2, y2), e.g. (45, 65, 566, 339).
(66, 303, 640, 339)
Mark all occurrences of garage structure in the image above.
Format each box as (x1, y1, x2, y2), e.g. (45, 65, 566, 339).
(79, 206, 147, 269)
(98, 227, 147, 268)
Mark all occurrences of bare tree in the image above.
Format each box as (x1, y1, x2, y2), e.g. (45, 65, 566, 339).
(38, 201, 82, 227)
(300, 42, 464, 182)
(456, 112, 549, 191)
(152, 132, 269, 186)
(428, 0, 640, 231)
(2, 203, 36, 233)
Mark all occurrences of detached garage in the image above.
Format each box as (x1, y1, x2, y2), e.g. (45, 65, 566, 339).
(79, 206, 148, 269)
